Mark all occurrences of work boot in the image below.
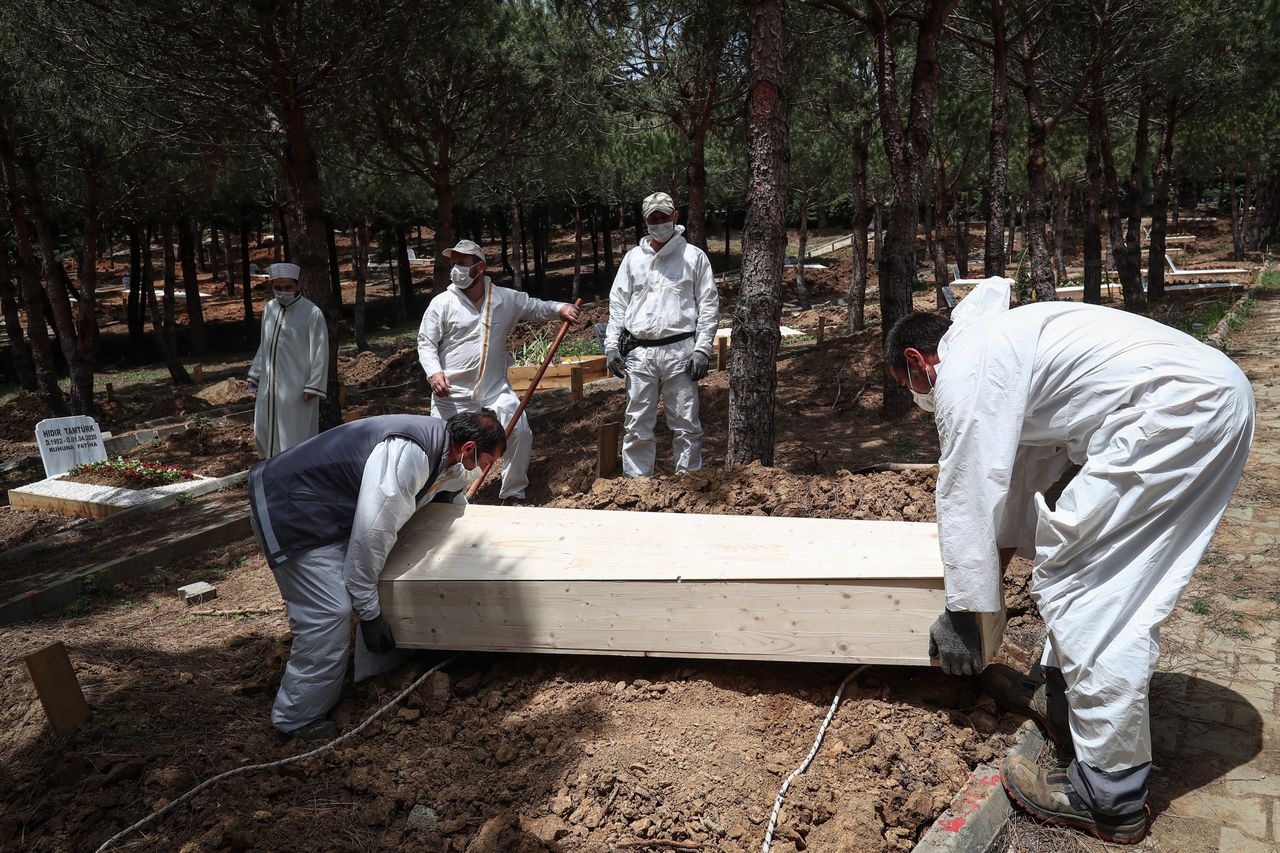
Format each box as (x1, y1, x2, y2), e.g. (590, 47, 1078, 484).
(288, 718, 338, 744)
(1001, 754, 1149, 844)
(980, 664, 1073, 751)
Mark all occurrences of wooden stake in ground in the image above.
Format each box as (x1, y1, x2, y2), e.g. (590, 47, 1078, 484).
(716, 335, 728, 371)
(466, 298, 582, 499)
(24, 641, 90, 734)
(596, 421, 622, 479)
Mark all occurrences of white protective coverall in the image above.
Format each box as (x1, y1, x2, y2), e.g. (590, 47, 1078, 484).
(605, 225, 719, 477)
(933, 278, 1254, 779)
(267, 438, 470, 732)
(248, 295, 328, 458)
(417, 277, 565, 499)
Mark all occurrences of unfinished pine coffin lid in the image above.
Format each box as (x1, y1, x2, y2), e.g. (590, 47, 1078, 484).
(381, 504, 942, 583)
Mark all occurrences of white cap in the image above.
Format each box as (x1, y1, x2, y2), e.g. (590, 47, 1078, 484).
(267, 263, 300, 281)
(442, 239, 485, 263)
(642, 192, 676, 217)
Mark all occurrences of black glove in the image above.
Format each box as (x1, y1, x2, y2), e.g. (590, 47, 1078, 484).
(607, 351, 626, 379)
(361, 614, 396, 655)
(928, 610, 983, 675)
(686, 351, 710, 381)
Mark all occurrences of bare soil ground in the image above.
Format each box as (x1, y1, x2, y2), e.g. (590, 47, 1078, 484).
(0, 509, 1039, 853)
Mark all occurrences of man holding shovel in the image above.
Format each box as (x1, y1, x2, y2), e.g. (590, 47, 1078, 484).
(417, 239, 579, 502)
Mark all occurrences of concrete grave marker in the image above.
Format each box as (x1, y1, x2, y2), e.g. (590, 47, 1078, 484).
(35, 416, 107, 478)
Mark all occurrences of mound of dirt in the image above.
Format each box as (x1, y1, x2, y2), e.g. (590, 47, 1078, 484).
(122, 420, 257, 477)
(0, 392, 49, 442)
(0, 506, 83, 549)
(194, 378, 253, 408)
(340, 347, 424, 389)
(549, 462, 936, 521)
(508, 303, 609, 356)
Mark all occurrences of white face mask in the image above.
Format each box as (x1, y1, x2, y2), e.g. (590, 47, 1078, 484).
(451, 264, 477, 287)
(647, 220, 675, 243)
(439, 447, 484, 486)
(907, 362, 937, 412)
(274, 288, 299, 305)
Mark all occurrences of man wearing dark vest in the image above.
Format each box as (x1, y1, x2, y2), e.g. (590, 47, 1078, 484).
(248, 410, 506, 739)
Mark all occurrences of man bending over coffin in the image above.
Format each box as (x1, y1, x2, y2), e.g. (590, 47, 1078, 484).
(884, 277, 1253, 844)
(248, 410, 505, 740)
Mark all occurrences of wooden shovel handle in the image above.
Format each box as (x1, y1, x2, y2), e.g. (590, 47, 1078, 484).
(466, 298, 583, 499)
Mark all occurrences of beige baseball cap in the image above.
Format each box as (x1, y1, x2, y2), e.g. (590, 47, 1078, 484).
(642, 192, 676, 217)
(442, 239, 486, 262)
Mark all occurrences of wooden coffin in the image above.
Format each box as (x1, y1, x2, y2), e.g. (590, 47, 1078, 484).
(378, 504, 1005, 667)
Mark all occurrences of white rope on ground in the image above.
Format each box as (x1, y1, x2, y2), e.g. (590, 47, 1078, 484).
(94, 653, 461, 853)
(760, 665, 870, 853)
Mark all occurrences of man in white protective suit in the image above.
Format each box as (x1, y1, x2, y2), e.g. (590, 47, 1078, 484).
(248, 410, 506, 740)
(417, 239, 579, 502)
(884, 277, 1254, 843)
(247, 263, 329, 458)
(604, 192, 719, 477)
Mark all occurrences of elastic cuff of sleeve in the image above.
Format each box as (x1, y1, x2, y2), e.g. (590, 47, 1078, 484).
(304, 386, 328, 399)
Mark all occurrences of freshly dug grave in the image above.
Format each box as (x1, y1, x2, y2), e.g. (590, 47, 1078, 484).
(117, 419, 257, 478)
(0, 391, 51, 443)
(0, 520, 1039, 853)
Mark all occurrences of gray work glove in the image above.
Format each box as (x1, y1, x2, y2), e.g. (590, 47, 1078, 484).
(606, 350, 626, 379)
(928, 610, 983, 675)
(686, 351, 710, 381)
(361, 614, 396, 655)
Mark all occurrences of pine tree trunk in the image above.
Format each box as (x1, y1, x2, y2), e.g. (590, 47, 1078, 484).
(510, 197, 525, 291)
(930, 204, 948, 307)
(983, 0, 1010, 277)
(127, 226, 145, 344)
(872, 202, 882, 266)
(210, 224, 222, 282)
(1023, 117, 1056, 300)
(1098, 101, 1143, 308)
(327, 218, 342, 309)
(142, 225, 191, 385)
(1146, 99, 1177, 301)
(1118, 96, 1152, 298)
(395, 226, 415, 316)
(160, 222, 184, 363)
(572, 202, 583, 301)
(600, 201, 614, 280)
(433, 181, 454, 295)
(0, 239, 37, 390)
(795, 190, 810, 308)
(20, 153, 95, 413)
(1083, 93, 1104, 304)
(1006, 197, 1016, 261)
(728, 0, 788, 467)
(685, 126, 709, 250)
(1053, 177, 1067, 285)
(178, 215, 206, 354)
(849, 122, 870, 333)
(589, 205, 599, 281)
(240, 218, 255, 332)
(353, 221, 370, 351)
(225, 228, 238, 295)
(954, 192, 969, 278)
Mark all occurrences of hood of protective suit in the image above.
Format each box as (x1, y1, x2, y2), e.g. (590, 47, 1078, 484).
(938, 276, 1013, 360)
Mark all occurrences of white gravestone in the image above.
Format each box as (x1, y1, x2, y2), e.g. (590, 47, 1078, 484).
(35, 416, 107, 478)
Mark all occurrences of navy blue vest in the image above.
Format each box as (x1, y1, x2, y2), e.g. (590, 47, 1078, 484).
(248, 415, 448, 568)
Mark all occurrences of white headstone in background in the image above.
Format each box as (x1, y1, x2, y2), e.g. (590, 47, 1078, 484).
(35, 416, 107, 478)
